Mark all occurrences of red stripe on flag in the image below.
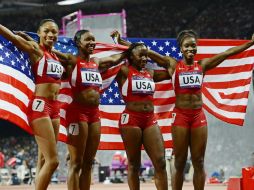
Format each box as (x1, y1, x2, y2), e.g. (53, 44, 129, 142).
(206, 65, 253, 75)
(0, 91, 27, 113)
(0, 73, 33, 95)
(155, 83, 173, 91)
(101, 65, 122, 79)
(218, 91, 249, 99)
(101, 127, 120, 134)
(195, 50, 254, 60)
(203, 78, 252, 89)
(154, 97, 175, 106)
(58, 133, 67, 142)
(197, 39, 249, 46)
(99, 142, 125, 150)
(160, 126, 171, 133)
(100, 112, 121, 120)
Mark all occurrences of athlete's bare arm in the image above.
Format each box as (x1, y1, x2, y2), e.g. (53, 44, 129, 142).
(96, 52, 127, 72)
(0, 24, 42, 63)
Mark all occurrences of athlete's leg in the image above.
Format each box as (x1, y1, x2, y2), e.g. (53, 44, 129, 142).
(120, 126, 143, 190)
(35, 118, 60, 183)
(190, 126, 207, 190)
(67, 121, 88, 190)
(143, 124, 168, 190)
(171, 125, 190, 190)
(31, 117, 59, 190)
(80, 121, 101, 190)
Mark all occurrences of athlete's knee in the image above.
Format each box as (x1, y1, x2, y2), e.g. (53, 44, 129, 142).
(192, 157, 204, 171)
(47, 157, 59, 171)
(174, 157, 187, 172)
(153, 156, 166, 172)
(82, 159, 94, 171)
(69, 159, 83, 172)
(128, 161, 140, 173)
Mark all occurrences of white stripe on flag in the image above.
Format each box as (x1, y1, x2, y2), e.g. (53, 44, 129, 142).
(0, 82, 30, 105)
(197, 45, 254, 54)
(0, 64, 35, 91)
(203, 95, 246, 119)
(204, 72, 251, 82)
(0, 100, 28, 123)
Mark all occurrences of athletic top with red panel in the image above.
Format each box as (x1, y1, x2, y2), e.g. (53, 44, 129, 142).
(32, 46, 64, 84)
(70, 57, 102, 95)
(121, 65, 155, 102)
(172, 60, 203, 94)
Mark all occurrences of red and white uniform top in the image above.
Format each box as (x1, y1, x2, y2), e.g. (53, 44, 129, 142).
(121, 65, 155, 102)
(70, 57, 102, 94)
(32, 46, 64, 84)
(172, 60, 203, 94)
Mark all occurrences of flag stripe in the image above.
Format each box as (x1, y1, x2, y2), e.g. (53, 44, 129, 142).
(203, 78, 252, 89)
(195, 51, 254, 60)
(0, 91, 27, 113)
(206, 65, 253, 75)
(202, 90, 247, 112)
(197, 39, 249, 46)
(218, 91, 249, 99)
(0, 64, 34, 91)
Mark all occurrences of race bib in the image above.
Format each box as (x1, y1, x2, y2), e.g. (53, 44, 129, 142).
(120, 113, 129, 125)
(179, 71, 202, 88)
(81, 68, 102, 87)
(32, 99, 45, 112)
(68, 123, 79, 135)
(46, 59, 64, 79)
(132, 76, 155, 94)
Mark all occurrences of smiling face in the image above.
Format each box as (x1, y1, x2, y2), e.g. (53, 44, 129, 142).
(38, 21, 59, 48)
(130, 45, 148, 70)
(180, 37, 197, 60)
(77, 32, 96, 55)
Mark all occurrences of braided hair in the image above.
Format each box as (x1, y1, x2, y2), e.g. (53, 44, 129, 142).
(126, 42, 147, 64)
(177, 30, 198, 47)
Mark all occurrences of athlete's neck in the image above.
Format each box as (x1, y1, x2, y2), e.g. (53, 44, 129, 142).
(183, 57, 194, 65)
(78, 51, 90, 62)
(40, 43, 52, 52)
(132, 64, 144, 71)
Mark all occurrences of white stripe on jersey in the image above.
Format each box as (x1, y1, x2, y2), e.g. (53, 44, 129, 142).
(71, 65, 78, 87)
(37, 55, 45, 76)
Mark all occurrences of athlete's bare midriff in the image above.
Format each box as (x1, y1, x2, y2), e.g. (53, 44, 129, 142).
(126, 101, 154, 112)
(73, 88, 100, 106)
(175, 93, 202, 109)
(34, 83, 60, 100)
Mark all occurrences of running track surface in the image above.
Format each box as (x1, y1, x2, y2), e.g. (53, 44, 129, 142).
(0, 183, 227, 190)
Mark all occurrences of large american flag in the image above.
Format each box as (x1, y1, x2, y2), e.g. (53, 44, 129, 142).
(0, 34, 253, 150)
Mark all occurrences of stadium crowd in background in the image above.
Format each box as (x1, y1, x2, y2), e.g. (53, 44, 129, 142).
(0, 137, 37, 169)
